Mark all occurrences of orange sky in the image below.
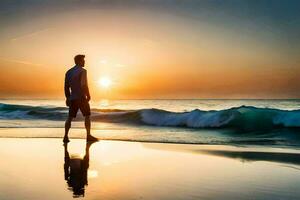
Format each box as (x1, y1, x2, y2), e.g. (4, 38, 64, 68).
(1, 1, 299, 99)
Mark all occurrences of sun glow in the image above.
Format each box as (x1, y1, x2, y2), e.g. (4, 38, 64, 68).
(98, 76, 112, 89)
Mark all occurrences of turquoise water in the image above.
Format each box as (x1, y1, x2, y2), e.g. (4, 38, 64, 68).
(1, 99, 300, 111)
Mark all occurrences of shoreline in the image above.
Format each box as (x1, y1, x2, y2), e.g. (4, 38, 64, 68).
(1, 127, 300, 149)
(0, 127, 300, 150)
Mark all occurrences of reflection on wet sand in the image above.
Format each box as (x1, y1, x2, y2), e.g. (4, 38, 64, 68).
(1, 139, 300, 200)
(142, 143, 300, 166)
(64, 142, 95, 198)
(198, 150, 300, 166)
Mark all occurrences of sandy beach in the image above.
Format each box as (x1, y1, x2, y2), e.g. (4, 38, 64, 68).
(0, 128, 300, 200)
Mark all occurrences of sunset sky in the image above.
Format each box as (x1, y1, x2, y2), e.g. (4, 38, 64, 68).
(0, 0, 299, 99)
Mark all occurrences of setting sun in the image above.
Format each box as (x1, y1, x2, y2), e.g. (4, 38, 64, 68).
(98, 76, 112, 89)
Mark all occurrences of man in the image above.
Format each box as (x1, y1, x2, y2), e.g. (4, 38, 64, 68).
(64, 54, 98, 143)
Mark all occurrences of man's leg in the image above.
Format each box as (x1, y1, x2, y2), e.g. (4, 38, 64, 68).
(85, 116, 98, 141)
(64, 100, 79, 143)
(85, 115, 91, 136)
(64, 116, 72, 142)
(81, 99, 98, 141)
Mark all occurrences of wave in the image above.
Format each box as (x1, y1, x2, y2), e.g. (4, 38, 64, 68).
(0, 103, 67, 120)
(1, 103, 300, 131)
(138, 107, 300, 131)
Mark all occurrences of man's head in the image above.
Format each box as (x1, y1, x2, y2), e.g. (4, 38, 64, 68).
(74, 55, 85, 67)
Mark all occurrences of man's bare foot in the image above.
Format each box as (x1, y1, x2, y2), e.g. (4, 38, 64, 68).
(63, 136, 70, 143)
(87, 135, 98, 142)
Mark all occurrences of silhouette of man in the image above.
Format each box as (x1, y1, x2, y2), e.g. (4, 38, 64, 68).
(64, 55, 98, 143)
(64, 142, 92, 197)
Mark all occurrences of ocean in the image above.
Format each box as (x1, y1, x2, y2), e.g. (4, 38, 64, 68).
(1, 99, 300, 147)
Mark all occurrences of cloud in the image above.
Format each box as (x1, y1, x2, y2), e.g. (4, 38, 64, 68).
(10, 28, 51, 42)
(0, 57, 43, 67)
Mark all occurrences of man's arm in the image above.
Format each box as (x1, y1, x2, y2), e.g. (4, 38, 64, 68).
(81, 70, 91, 101)
(64, 74, 71, 99)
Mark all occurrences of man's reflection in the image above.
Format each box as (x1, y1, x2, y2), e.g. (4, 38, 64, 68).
(64, 142, 95, 198)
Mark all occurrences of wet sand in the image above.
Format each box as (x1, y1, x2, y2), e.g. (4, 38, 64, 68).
(0, 134, 300, 199)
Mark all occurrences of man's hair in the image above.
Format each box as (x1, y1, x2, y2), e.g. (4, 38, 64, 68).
(74, 54, 85, 65)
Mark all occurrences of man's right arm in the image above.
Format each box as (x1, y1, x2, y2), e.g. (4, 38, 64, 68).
(81, 70, 90, 101)
(64, 74, 71, 101)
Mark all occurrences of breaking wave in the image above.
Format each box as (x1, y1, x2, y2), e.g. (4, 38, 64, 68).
(1, 103, 300, 131)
